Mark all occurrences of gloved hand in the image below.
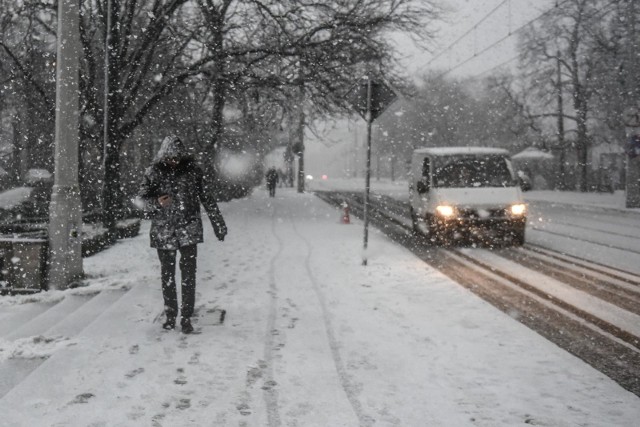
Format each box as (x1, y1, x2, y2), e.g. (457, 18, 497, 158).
(216, 229, 227, 242)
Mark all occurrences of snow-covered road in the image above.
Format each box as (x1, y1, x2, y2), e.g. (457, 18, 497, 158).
(310, 178, 640, 275)
(0, 188, 638, 426)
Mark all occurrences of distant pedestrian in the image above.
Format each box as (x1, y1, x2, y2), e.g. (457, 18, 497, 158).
(137, 135, 227, 334)
(266, 167, 279, 197)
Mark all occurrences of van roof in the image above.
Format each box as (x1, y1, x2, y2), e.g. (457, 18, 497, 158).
(413, 146, 510, 156)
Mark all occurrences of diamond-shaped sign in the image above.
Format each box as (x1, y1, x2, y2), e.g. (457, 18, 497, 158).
(346, 79, 397, 122)
(627, 134, 640, 158)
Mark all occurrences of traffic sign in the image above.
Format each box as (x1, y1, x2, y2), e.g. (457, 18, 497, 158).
(626, 134, 640, 158)
(346, 79, 397, 121)
(623, 106, 640, 128)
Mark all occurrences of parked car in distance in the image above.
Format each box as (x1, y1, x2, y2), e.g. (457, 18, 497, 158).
(409, 146, 527, 246)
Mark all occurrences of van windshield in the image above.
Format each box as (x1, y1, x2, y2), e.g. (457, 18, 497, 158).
(433, 155, 516, 188)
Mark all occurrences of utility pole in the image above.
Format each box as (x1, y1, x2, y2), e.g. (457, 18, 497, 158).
(353, 125, 359, 178)
(556, 51, 566, 190)
(625, 0, 640, 208)
(296, 85, 305, 193)
(103, 0, 120, 230)
(48, 0, 83, 289)
(296, 62, 306, 193)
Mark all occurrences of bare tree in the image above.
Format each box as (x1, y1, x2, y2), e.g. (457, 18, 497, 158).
(1, 0, 442, 222)
(192, 0, 441, 182)
(0, 0, 57, 177)
(518, 0, 612, 191)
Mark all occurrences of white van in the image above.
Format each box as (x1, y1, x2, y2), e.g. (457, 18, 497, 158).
(409, 147, 527, 245)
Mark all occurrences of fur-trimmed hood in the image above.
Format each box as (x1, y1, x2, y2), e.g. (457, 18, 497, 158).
(153, 135, 191, 164)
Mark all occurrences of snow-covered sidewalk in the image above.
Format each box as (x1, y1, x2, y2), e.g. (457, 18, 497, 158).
(0, 188, 638, 426)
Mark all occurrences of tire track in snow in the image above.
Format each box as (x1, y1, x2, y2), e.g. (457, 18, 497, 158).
(263, 201, 283, 427)
(530, 226, 640, 255)
(288, 213, 372, 427)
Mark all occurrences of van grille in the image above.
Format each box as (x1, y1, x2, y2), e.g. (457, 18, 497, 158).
(458, 208, 508, 219)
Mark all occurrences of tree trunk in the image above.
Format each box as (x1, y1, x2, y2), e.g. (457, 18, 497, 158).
(11, 121, 22, 185)
(575, 96, 589, 192)
(390, 154, 395, 181)
(556, 52, 567, 190)
(284, 146, 295, 187)
(102, 136, 123, 229)
(203, 75, 226, 199)
(102, 0, 122, 230)
(295, 84, 305, 193)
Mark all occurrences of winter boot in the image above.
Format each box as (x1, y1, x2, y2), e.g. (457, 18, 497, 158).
(162, 314, 176, 330)
(181, 318, 194, 334)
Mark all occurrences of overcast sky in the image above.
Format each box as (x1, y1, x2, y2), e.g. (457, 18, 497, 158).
(399, 0, 557, 79)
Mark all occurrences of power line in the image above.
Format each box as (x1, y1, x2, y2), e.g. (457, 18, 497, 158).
(433, 0, 616, 79)
(475, 54, 521, 78)
(433, 0, 570, 78)
(426, 0, 510, 67)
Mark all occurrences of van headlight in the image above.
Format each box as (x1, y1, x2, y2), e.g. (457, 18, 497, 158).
(510, 204, 527, 216)
(436, 205, 456, 218)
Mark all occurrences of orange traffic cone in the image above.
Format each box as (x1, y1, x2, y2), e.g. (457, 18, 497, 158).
(341, 202, 350, 224)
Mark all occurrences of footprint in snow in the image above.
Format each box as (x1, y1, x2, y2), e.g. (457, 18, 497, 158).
(126, 406, 145, 420)
(236, 402, 252, 416)
(125, 367, 145, 378)
(69, 392, 95, 405)
(261, 380, 277, 391)
(246, 366, 263, 387)
(288, 317, 299, 329)
(176, 398, 191, 410)
(188, 352, 200, 365)
(174, 368, 188, 385)
(151, 413, 165, 427)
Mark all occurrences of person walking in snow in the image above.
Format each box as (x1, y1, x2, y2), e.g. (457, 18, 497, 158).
(137, 135, 227, 334)
(266, 167, 279, 197)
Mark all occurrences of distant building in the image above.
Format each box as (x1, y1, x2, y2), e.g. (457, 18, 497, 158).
(512, 147, 555, 190)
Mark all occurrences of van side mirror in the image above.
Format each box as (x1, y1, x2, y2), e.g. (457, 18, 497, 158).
(416, 180, 429, 194)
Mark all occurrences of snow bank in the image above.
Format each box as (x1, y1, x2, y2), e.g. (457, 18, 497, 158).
(0, 279, 131, 307)
(0, 335, 75, 362)
(0, 187, 33, 210)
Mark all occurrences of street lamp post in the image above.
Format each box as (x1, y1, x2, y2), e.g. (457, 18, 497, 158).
(362, 77, 373, 266)
(48, 0, 83, 289)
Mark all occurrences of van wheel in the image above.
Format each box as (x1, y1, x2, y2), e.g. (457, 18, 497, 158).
(424, 216, 442, 245)
(511, 228, 525, 246)
(410, 207, 422, 235)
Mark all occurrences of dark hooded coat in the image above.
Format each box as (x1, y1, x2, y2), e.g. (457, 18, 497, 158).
(137, 136, 227, 250)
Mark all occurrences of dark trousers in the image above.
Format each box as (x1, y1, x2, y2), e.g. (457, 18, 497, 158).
(157, 245, 197, 319)
(268, 183, 276, 197)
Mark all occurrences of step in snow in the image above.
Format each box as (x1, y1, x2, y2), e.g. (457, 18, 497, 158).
(0, 290, 127, 400)
(4, 295, 93, 341)
(44, 290, 126, 337)
(0, 302, 56, 338)
(0, 359, 42, 399)
(0, 282, 160, 415)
